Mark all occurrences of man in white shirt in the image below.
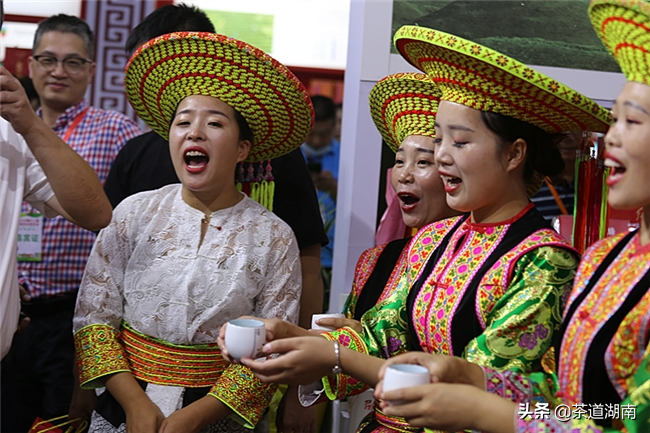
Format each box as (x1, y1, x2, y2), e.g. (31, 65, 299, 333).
(0, 0, 111, 360)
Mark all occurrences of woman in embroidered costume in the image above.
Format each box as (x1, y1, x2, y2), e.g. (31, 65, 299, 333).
(219, 26, 611, 433)
(72, 32, 313, 433)
(372, 2, 650, 433)
(306, 72, 461, 428)
(319, 72, 460, 329)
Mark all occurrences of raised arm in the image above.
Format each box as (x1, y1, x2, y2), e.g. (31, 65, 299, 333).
(0, 66, 111, 231)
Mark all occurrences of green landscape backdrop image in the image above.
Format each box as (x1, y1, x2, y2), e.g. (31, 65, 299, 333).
(391, 0, 620, 73)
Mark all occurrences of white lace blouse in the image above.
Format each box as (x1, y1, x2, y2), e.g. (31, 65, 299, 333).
(73, 184, 301, 344)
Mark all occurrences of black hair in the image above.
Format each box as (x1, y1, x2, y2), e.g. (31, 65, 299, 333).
(33, 14, 94, 59)
(126, 4, 215, 55)
(480, 111, 565, 183)
(233, 109, 255, 144)
(311, 95, 337, 122)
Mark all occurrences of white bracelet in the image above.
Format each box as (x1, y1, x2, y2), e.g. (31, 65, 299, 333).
(332, 340, 343, 375)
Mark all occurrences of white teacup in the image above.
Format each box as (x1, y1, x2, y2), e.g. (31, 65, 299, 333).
(311, 313, 345, 331)
(382, 363, 430, 405)
(225, 319, 266, 361)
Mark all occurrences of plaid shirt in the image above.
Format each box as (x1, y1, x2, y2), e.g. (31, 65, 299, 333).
(18, 100, 140, 299)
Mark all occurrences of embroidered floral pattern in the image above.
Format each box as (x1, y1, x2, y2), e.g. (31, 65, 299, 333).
(321, 327, 371, 401)
(412, 220, 508, 356)
(344, 240, 410, 319)
(384, 336, 403, 356)
(375, 403, 420, 432)
(210, 363, 277, 429)
(406, 217, 464, 286)
(393, 25, 611, 135)
(496, 55, 508, 66)
(607, 291, 650, 397)
(411, 217, 573, 370)
(74, 324, 130, 388)
(511, 231, 650, 432)
(519, 332, 538, 350)
(523, 68, 535, 79)
(484, 366, 533, 403)
(518, 325, 549, 350)
(559, 233, 650, 406)
(345, 245, 387, 317)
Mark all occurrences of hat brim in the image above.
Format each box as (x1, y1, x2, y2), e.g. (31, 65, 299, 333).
(369, 73, 441, 153)
(394, 26, 611, 134)
(589, 0, 650, 86)
(125, 32, 314, 162)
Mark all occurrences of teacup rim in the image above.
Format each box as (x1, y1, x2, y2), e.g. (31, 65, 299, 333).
(312, 313, 345, 319)
(387, 363, 429, 375)
(228, 318, 265, 328)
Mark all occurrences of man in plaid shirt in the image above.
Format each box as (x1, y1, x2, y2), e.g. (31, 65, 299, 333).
(1, 14, 140, 432)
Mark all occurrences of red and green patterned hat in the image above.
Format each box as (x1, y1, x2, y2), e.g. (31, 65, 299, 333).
(394, 25, 611, 134)
(369, 73, 441, 153)
(590, 0, 650, 86)
(125, 32, 314, 162)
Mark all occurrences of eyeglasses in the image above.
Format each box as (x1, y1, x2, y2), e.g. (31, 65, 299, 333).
(32, 55, 93, 75)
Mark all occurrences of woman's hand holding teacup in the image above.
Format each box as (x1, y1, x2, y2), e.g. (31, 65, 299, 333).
(375, 352, 486, 402)
(218, 316, 316, 363)
(371, 353, 499, 431)
(240, 336, 335, 385)
(377, 380, 512, 431)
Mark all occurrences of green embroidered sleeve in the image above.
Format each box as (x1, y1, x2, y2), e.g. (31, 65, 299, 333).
(464, 246, 578, 373)
(74, 324, 131, 389)
(209, 363, 278, 429)
(620, 346, 650, 433)
(321, 274, 413, 401)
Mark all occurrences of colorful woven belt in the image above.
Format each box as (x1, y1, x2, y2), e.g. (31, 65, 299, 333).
(121, 322, 226, 388)
(374, 401, 420, 433)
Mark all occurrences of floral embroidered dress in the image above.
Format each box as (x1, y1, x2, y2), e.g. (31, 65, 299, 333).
(484, 230, 650, 433)
(319, 204, 579, 433)
(73, 185, 302, 433)
(344, 237, 412, 322)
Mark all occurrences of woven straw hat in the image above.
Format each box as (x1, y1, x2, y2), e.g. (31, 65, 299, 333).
(590, 0, 650, 86)
(369, 73, 441, 153)
(394, 26, 611, 134)
(125, 32, 314, 162)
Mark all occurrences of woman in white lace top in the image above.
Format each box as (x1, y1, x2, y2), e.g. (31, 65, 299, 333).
(71, 32, 314, 433)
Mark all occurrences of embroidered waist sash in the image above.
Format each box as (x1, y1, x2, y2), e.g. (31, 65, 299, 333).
(373, 401, 420, 433)
(122, 322, 226, 388)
